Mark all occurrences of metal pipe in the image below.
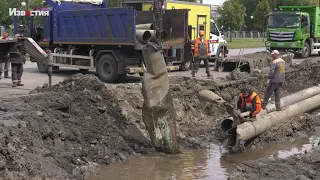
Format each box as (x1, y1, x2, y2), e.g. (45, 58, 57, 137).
(136, 23, 154, 30)
(136, 30, 152, 43)
(149, 30, 161, 42)
(232, 94, 320, 152)
(220, 85, 320, 133)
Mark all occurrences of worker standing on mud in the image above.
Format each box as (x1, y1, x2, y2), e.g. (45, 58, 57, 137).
(191, 30, 211, 78)
(236, 88, 262, 120)
(0, 31, 12, 79)
(10, 34, 25, 87)
(262, 50, 285, 111)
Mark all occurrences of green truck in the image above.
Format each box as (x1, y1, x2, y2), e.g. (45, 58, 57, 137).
(266, 6, 320, 58)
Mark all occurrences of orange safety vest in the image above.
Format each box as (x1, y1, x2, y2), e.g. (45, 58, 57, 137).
(194, 38, 210, 57)
(239, 92, 262, 117)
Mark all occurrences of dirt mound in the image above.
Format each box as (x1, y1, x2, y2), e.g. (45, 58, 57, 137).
(0, 74, 152, 179)
(0, 59, 319, 179)
(229, 139, 320, 179)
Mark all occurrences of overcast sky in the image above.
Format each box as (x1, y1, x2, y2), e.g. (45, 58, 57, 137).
(203, 0, 225, 5)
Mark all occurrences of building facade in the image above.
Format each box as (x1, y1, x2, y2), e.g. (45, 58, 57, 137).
(211, 5, 221, 19)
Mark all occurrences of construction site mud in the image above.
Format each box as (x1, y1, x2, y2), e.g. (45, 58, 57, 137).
(0, 58, 319, 179)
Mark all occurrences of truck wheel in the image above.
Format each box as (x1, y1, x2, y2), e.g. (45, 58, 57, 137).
(97, 54, 119, 83)
(37, 59, 48, 73)
(301, 43, 310, 58)
(180, 60, 191, 71)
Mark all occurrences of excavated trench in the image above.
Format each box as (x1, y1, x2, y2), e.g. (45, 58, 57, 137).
(0, 58, 319, 179)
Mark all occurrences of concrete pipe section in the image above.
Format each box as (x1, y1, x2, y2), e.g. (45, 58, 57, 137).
(136, 30, 152, 43)
(136, 23, 154, 30)
(220, 84, 320, 136)
(232, 93, 320, 152)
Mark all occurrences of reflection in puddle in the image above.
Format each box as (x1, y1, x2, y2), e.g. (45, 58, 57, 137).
(87, 132, 320, 180)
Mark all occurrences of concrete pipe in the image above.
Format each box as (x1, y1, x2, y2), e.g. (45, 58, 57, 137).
(220, 84, 320, 134)
(161, 30, 168, 40)
(149, 30, 161, 42)
(141, 44, 180, 154)
(232, 93, 320, 152)
(136, 23, 154, 30)
(136, 30, 152, 43)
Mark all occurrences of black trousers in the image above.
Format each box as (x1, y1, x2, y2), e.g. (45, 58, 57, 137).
(11, 63, 23, 83)
(192, 57, 210, 76)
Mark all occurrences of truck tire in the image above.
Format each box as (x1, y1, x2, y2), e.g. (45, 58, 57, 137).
(180, 60, 192, 71)
(301, 43, 311, 58)
(37, 59, 48, 73)
(97, 54, 120, 83)
(180, 51, 192, 71)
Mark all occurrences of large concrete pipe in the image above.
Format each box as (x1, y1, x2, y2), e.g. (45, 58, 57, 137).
(141, 43, 180, 154)
(136, 30, 152, 43)
(136, 23, 154, 30)
(149, 30, 161, 42)
(220, 85, 320, 134)
(232, 93, 320, 152)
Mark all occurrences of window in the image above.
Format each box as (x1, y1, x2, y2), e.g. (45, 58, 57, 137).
(199, 25, 205, 31)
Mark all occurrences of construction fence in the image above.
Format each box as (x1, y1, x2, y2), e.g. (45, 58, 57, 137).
(222, 31, 266, 39)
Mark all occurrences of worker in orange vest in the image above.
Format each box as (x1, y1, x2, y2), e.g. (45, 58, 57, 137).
(191, 30, 211, 77)
(236, 88, 262, 120)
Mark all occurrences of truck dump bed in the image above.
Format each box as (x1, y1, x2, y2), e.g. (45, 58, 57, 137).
(53, 8, 188, 47)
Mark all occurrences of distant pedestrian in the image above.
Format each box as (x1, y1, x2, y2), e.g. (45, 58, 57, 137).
(191, 30, 211, 78)
(10, 34, 25, 87)
(262, 50, 285, 111)
(0, 31, 12, 79)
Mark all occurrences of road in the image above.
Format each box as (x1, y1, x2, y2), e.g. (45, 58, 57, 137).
(0, 48, 312, 98)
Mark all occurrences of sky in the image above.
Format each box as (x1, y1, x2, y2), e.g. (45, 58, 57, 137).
(203, 0, 225, 5)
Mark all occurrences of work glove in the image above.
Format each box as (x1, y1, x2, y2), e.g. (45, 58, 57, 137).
(239, 111, 250, 118)
(235, 109, 241, 116)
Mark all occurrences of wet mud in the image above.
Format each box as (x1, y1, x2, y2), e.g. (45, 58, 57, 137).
(0, 58, 318, 179)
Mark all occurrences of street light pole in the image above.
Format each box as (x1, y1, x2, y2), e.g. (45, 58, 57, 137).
(251, 15, 255, 39)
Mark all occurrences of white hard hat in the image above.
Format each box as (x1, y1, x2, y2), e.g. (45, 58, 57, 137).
(271, 50, 280, 55)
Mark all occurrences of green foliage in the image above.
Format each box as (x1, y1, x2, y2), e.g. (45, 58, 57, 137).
(217, 0, 246, 30)
(105, 0, 120, 7)
(253, 0, 271, 30)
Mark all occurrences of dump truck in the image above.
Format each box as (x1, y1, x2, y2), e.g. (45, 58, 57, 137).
(120, 0, 228, 70)
(266, 6, 320, 58)
(15, 0, 190, 83)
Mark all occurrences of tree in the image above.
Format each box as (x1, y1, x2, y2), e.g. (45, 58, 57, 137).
(253, 0, 271, 31)
(239, 0, 259, 31)
(217, 0, 246, 30)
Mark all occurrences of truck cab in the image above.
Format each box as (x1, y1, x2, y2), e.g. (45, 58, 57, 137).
(266, 6, 320, 58)
(209, 19, 228, 60)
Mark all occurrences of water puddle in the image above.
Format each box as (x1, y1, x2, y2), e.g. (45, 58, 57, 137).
(88, 132, 320, 180)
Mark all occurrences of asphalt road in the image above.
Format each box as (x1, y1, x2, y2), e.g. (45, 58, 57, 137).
(0, 47, 313, 98)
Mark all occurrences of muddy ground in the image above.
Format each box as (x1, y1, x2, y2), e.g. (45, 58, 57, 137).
(0, 58, 319, 179)
(229, 144, 320, 180)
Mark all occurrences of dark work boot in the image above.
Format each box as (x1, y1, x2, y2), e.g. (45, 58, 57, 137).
(12, 83, 17, 87)
(17, 82, 24, 86)
(275, 102, 281, 111)
(4, 72, 10, 78)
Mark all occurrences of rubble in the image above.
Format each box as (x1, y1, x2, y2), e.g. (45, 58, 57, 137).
(0, 57, 318, 179)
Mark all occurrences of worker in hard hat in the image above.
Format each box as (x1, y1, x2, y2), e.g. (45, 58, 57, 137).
(262, 50, 285, 111)
(236, 88, 262, 120)
(191, 30, 211, 77)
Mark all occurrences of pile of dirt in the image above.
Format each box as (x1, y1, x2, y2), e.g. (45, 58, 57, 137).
(0, 59, 319, 179)
(0, 74, 153, 180)
(229, 141, 320, 180)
